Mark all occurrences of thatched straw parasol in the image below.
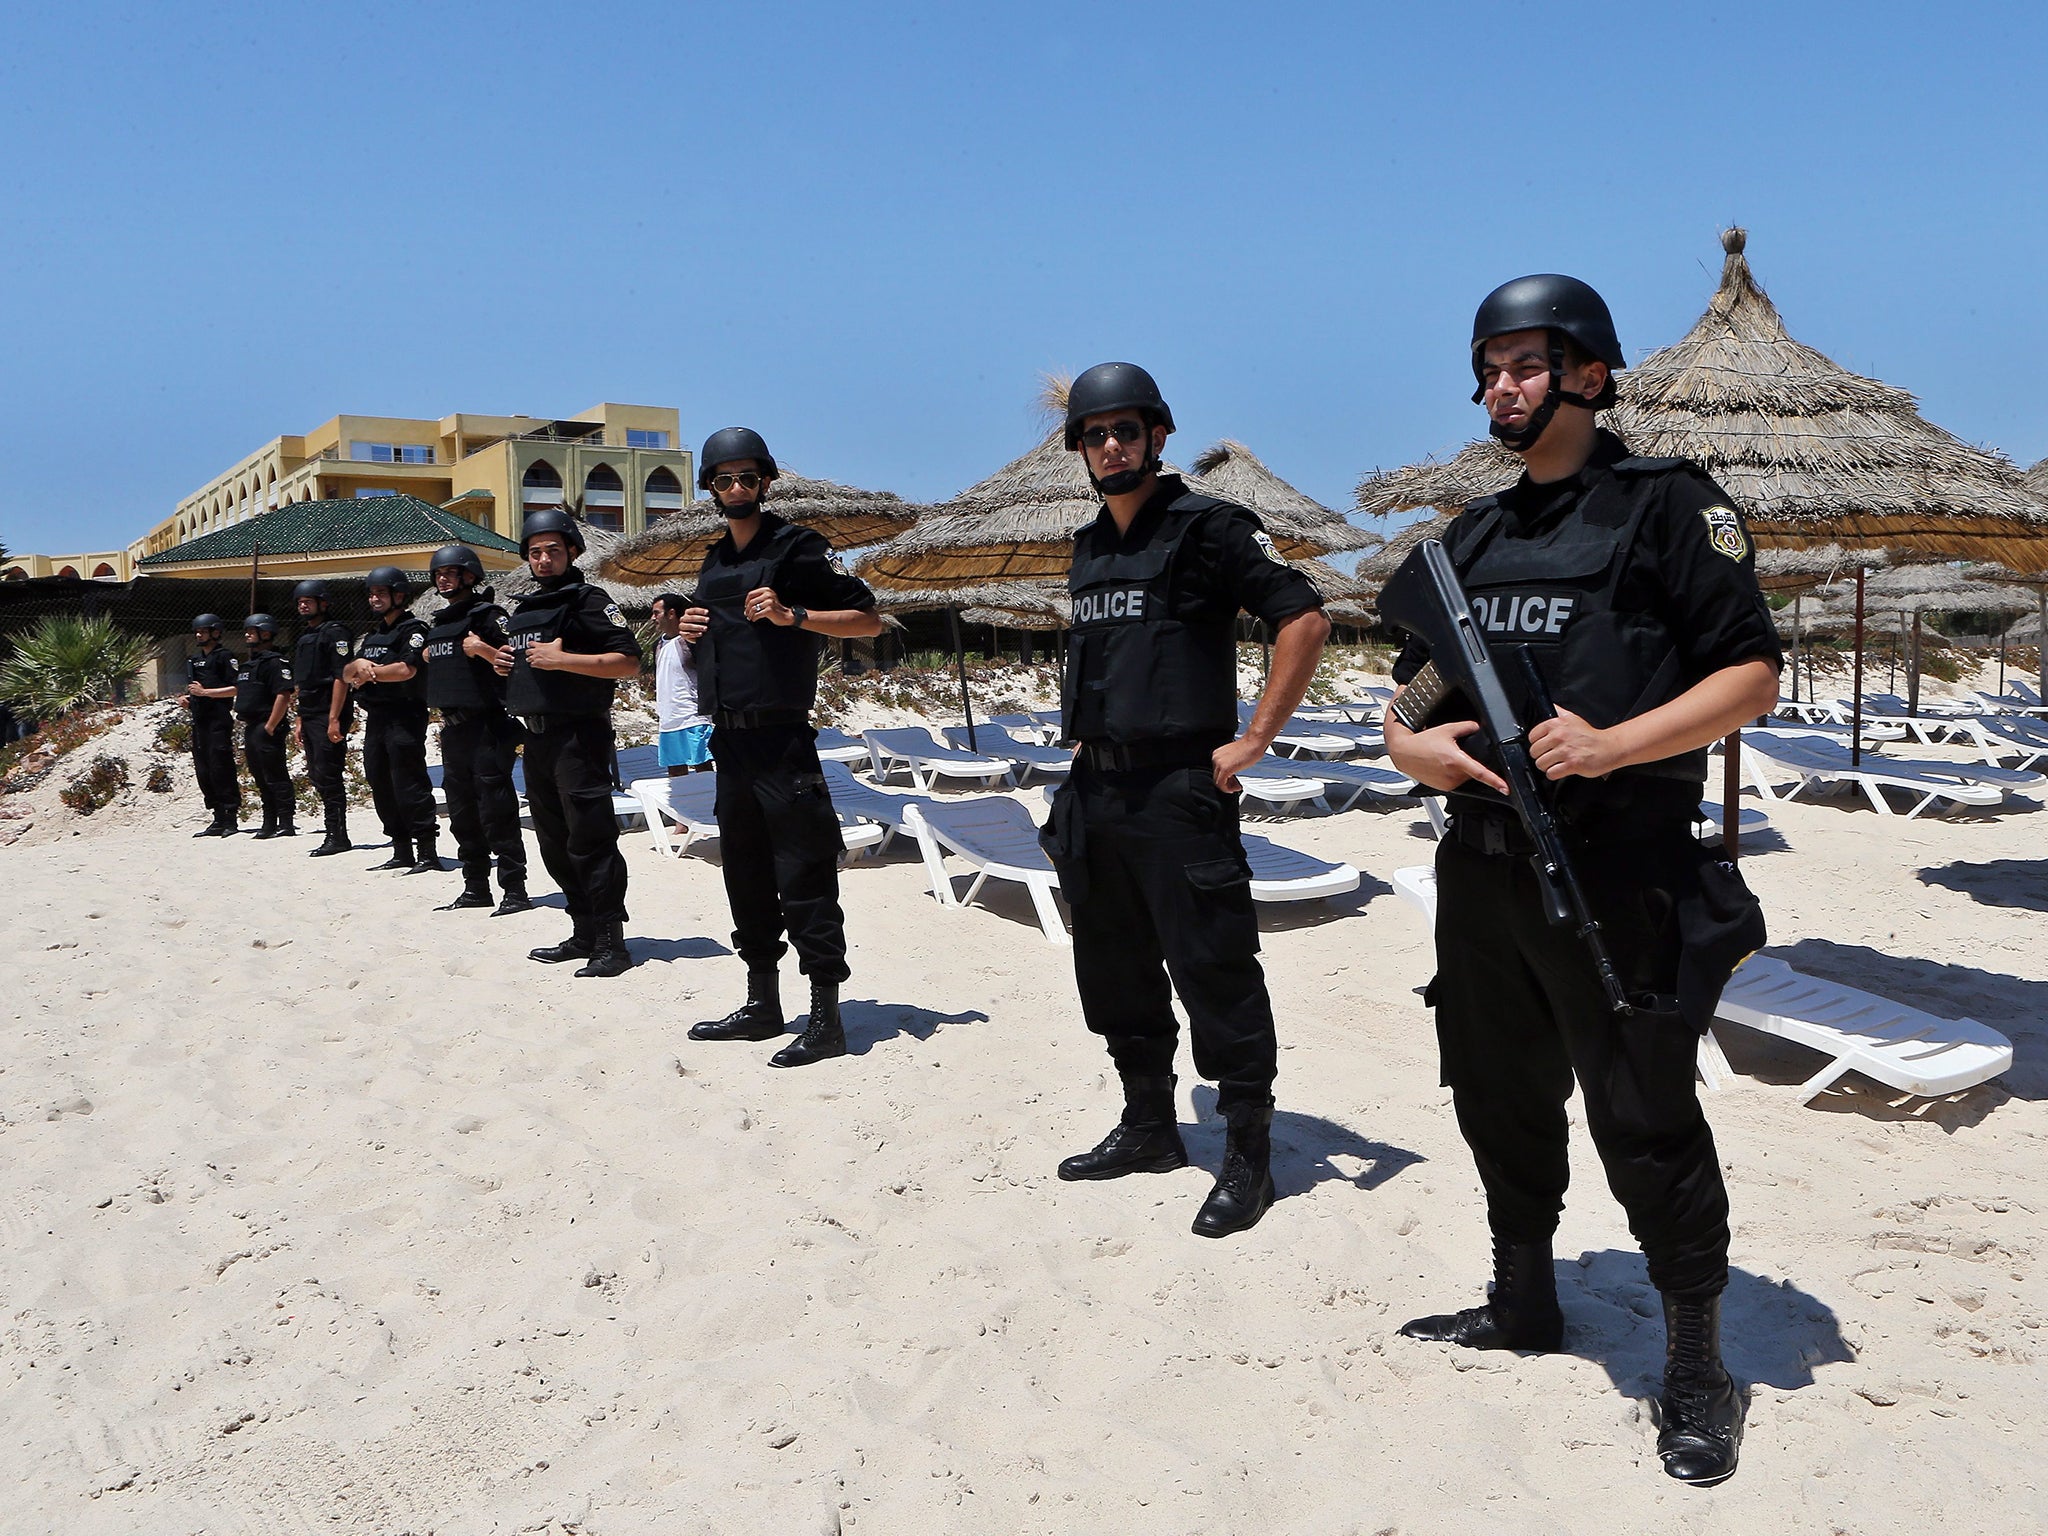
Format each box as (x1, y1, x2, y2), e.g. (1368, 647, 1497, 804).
(2027, 458, 2048, 498)
(874, 580, 1068, 631)
(1188, 440, 1376, 556)
(412, 526, 663, 620)
(1355, 229, 2048, 571)
(862, 380, 1366, 596)
(595, 471, 920, 587)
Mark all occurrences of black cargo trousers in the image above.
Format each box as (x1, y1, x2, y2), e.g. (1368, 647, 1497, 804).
(440, 709, 526, 884)
(241, 718, 293, 820)
(363, 701, 437, 847)
(710, 722, 850, 984)
(1048, 761, 1278, 1116)
(191, 708, 240, 816)
(523, 712, 628, 925)
(297, 691, 352, 832)
(1431, 812, 1731, 1298)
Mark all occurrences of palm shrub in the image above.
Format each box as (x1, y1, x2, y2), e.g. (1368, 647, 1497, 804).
(0, 613, 157, 716)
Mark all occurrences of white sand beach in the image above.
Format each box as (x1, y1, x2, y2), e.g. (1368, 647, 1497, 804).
(3, 699, 2044, 1534)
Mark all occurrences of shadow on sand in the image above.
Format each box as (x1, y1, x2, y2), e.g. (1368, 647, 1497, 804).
(1188, 1083, 1424, 1201)
(1556, 1248, 1851, 1399)
(1917, 857, 2048, 915)
(838, 999, 990, 1057)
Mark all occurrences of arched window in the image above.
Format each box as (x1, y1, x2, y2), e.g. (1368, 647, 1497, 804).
(3, 566, 25, 581)
(57, 565, 79, 578)
(92, 563, 116, 578)
(582, 463, 625, 532)
(522, 459, 564, 507)
(644, 466, 684, 518)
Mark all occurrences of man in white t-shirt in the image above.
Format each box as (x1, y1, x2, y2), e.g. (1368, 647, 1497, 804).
(651, 592, 712, 776)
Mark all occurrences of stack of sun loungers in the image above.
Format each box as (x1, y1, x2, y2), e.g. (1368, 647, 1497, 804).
(1737, 726, 2043, 818)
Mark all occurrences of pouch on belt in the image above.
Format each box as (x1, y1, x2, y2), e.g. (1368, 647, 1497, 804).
(1039, 779, 1089, 907)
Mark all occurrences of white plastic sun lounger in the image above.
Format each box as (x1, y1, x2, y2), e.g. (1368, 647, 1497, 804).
(1740, 729, 2026, 818)
(908, 798, 1360, 942)
(1389, 865, 2010, 1101)
(821, 760, 938, 851)
(988, 712, 1062, 744)
(1940, 714, 2048, 772)
(862, 727, 1017, 790)
(1037, 768, 1333, 817)
(1240, 702, 1373, 760)
(630, 774, 884, 860)
(1286, 757, 1419, 812)
(812, 727, 874, 764)
(941, 723, 1073, 780)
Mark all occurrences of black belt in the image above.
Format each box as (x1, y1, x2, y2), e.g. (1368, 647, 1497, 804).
(1449, 812, 1538, 857)
(712, 708, 809, 730)
(1075, 736, 1216, 774)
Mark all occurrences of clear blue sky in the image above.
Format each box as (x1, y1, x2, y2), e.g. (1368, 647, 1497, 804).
(4, 0, 2045, 555)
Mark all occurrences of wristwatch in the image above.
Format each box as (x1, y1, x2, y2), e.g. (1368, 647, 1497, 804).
(789, 605, 809, 630)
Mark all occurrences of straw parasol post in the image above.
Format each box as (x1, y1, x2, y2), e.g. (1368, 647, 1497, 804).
(594, 470, 920, 588)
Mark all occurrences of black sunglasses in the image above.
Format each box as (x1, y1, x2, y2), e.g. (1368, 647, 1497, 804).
(711, 471, 762, 493)
(1079, 420, 1148, 450)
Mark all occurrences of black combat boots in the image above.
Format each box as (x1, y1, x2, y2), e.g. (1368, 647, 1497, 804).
(1399, 1236, 1566, 1352)
(1192, 1099, 1276, 1238)
(407, 836, 443, 874)
(439, 872, 495, 910)
(250, 811, 280, 840)
(1655, 1292, 1744, 1486)
(689, 970, 785, 1042)
(372, 838, 415, 871)
(769, 981, 847, 1067)
(492, 882, 535, 916)
(1058, 1075, 1188, 1181)
(195, 813, 231, 837)
(528, 920, 595, 965)
(574, 920, 633, 978)
(309, 808, 350, 856)
(273, 812, 296, 837)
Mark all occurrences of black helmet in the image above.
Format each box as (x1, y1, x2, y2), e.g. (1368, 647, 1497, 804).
(192, 613, 224, 632)
(697, 427, 777, 489)
(429, 543, 485, 581)
(365, 564, 410, 595)
(1470, 274, 1624, 404)
(1063, 362, 1175, 450)
(519, 506, 586, 556)
(293, 578, 331, 603)
(244, 613, 279, 636)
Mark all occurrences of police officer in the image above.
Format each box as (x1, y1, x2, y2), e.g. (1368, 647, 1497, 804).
(1383, 276, 1781, 1486)
(420, 544, 532, 914)
(182, 613, 243, 835)
(343, 566, 439, 872)
(292, 579, 356, 856)
(1040, 364, 1329, 1238)
(679, 427, 884, 1068)
(475, 509, 641, 977)
(234, 614, 297, 838)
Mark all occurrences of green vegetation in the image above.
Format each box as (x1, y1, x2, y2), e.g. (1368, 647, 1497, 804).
(0, 614, 156, 716)
(58, 754, 129, 815)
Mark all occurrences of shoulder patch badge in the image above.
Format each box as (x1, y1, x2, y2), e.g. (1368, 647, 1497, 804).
(604, 603, 628, 628)
(1700, 505, 1748, 561)
(827, 549, 850, 575)
(333, 638, 350, 655)
(1251, 530, 1285, 565)
(407, 631, 425, 650)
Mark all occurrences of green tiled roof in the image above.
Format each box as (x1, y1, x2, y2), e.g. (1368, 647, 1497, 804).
(139, 495, 520, 567)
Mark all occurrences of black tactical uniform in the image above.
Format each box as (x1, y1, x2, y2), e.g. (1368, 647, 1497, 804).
(186, 640, 242, 830)
(294, 605, 355, 846)
(1394, 427, 1778, 1296)
(505, 568, 640, 966)
(423, 585, 529, 911)
(355, 606, 438, 870)
(685, 509, 875, 1060)
(1042, 473, 1321, 1215)
(235, 641, 296, 834)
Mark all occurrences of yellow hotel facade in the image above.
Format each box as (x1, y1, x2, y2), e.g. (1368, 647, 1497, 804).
(131, 402, 694, 562)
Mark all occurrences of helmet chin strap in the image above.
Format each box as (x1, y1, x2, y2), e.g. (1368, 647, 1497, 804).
(1087, 443, 1158, 498)
(722, 495, 764, 521)
(1483, 333, 1600, 452)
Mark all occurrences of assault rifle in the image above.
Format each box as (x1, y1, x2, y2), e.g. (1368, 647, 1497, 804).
(1378, 538, 1633, 1015)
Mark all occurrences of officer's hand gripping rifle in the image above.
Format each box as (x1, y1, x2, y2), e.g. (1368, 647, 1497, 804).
(1378, 538, 1633, 1015)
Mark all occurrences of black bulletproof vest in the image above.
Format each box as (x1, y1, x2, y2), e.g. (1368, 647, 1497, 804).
(1060, 498, 1238, 744)
(694, 524, 822, 715)
(423, 600, 506, 712)
(1445, 457, 1702, 811)
(503, 584, 616, 718)
(294, 620, 350, 692)
(355, 616, 428, 707)
(187, 647, 236, 717)
(234, 651, 285, 719)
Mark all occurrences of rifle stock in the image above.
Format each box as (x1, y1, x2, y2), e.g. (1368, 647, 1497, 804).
(1380, 538, 1633, 1015)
